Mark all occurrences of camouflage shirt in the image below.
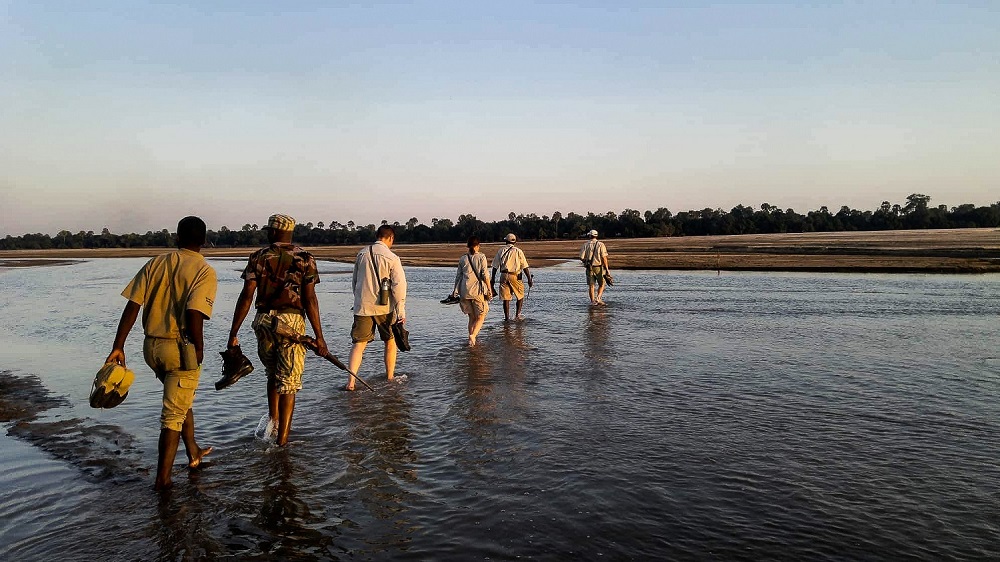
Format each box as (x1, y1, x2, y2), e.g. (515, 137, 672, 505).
(241, 243, 319, 311)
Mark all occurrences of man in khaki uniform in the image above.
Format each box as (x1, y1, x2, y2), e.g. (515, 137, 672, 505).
(227, 213, 328, 446)
(105, 216, 217, 490)
(579, 229, 610, 305)
(490, 233, 533, 321)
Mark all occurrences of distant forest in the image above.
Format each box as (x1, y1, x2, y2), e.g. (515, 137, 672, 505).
(3, 194, 998, 250)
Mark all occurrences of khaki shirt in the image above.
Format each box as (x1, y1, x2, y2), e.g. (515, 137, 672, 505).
(122, 249, 217, 339)
(454, 252, 490, 302)
(491, 244, 529, 274)
(352, 241, 407, 319)
(580, 240, 608, 267)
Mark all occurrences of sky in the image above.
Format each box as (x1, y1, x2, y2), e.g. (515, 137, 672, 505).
(1, 1, 998, 236)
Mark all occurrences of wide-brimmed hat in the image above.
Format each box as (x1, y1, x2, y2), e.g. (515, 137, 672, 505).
(265, 214, 296, 231)
(588, 229, 599, 238)
(505, 233, 517, 243)
(89, 363, 135, 409)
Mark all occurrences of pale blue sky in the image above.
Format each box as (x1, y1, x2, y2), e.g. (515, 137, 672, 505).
(1, 1, 997, 235)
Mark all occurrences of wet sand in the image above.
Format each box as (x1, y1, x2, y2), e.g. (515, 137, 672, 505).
(1, 228, 998, 273)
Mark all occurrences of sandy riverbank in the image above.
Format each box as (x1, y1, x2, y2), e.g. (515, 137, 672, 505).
(2, 228, 998, 273)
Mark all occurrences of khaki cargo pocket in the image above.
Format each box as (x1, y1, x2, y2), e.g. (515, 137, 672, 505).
(177, 376, 199, 389)
(173, 375, 199, 403)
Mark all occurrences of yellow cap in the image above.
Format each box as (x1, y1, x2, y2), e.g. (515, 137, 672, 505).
(265, 214, 296, 231)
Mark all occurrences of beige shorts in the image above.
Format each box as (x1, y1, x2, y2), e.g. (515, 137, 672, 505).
(351, 314, 393, 343)
(498, 272, 524, 301)
(252, 311, 307, 394)
(587, 266, 605, 286)
(459, 298, 489, 317)
(143, 336, 200, 432)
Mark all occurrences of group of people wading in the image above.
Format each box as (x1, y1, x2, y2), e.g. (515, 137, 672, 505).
(104, 214, 612, 490)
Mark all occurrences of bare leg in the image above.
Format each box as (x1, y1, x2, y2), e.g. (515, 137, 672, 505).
(588, 284, 597, 304)
(384, 338, 397, 380)
(597, 281, 606, 303)
(502, 300, 511, 321)
(155, 428, 181, 490)
(267, 379, 278, 423)
(275, 393, 295, 446)
(469, 312, 485, 345)
(515, 299, 524, 318)
(346, 341, 367, 391)
(181, 408, 212, 468)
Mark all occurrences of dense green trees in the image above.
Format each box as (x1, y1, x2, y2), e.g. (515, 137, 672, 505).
(2, 195, 998, 250)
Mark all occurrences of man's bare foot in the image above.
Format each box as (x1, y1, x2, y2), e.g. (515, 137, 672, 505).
(188, 446, 213, 469)
(387, 374, 394, 381)
(153, 479, 173, 491)
(341, 383, 356, 391)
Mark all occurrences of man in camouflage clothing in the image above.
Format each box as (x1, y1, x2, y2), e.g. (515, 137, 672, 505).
(227, 214, 328, 446)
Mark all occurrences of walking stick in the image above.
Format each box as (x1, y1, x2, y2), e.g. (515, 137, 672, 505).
(268, 317, 376, 392)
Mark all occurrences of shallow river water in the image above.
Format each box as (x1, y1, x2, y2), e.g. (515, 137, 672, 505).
(0, 258, 998, 560)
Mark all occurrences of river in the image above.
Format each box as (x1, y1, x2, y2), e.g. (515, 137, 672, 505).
(0, 258, 998, 560)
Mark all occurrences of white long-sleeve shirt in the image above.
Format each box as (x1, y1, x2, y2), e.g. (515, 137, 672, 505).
(352, 241, 407, 319)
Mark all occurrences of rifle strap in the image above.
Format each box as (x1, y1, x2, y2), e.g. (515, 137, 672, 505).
(261, 247, 295, 310)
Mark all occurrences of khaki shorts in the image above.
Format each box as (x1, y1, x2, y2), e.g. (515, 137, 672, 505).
(143, 336, 200, 432)
(498, 272, 524, 301)
(459, 298, 489, 317)
(252, 311, 307, 394)
(351, 314, 394, 343)
(587, 266, 605, 287)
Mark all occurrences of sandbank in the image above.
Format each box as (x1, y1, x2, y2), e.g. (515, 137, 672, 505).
(1, 228, 998, 273)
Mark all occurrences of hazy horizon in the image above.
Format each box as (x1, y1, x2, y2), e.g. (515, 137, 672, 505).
(2, 2, 998, 236)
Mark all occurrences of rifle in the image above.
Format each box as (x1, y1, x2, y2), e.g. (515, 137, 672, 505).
(265, 315, 375, 392)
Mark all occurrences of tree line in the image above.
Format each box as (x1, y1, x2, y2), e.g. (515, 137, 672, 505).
(3, 194, 998, 250)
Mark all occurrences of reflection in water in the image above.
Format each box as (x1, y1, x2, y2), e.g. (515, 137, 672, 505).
(254, 450, 332, 559)
(154, 484, 225, 560)
(584, 306, 612, 369)
(343, 388, 418, 553)
(462, 345, 497, 427)
(153, 449, 335, 561)
(497, 321, 529, 383)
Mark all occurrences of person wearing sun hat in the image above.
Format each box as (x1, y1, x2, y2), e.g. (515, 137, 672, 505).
(579, 229, 610, 305)
(227, 213, 328, 446)
(490, 233, 533, 321)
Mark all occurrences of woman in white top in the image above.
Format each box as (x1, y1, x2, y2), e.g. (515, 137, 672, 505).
(450, 236, 493, 346)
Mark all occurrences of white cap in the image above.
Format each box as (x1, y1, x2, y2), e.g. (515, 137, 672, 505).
(505, 233, 517, 243)
(588, 229, 598, 237)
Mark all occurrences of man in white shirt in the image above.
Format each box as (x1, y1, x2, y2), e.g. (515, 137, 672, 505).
(579, 229, 610, 305)
(347, 225, 407, 390)
(490, 233, 533, 321)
